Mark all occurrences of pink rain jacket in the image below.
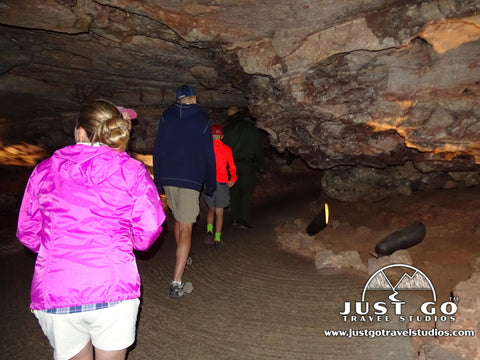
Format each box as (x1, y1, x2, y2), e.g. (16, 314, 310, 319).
(17, 144, 165, 310)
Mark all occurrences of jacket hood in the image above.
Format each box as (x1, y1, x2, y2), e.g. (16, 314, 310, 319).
(173, 102, 204, 120)
(50, 144, 125, 185)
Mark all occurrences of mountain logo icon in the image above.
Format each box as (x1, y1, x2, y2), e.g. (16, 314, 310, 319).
(361, 264, 436, 302)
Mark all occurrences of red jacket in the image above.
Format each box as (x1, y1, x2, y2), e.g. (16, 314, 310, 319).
(213, 139, 237, 184)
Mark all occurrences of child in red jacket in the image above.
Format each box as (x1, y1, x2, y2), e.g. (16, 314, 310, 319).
(205, 125, 237, 247)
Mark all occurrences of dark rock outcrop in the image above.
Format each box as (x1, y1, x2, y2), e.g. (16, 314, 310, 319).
(1, 0, 480, 173)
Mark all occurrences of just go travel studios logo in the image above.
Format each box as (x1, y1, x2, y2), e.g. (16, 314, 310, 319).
(340, 264, 458, 323)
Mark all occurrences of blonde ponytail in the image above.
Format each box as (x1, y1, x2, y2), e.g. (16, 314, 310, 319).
(77, 99, 130, 151)
(93, 116, 130, 151)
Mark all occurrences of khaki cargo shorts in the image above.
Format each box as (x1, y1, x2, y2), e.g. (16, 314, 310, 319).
(164, 186, 200, 223)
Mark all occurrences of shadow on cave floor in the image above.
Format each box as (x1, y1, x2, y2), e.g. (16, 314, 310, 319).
(1, 168, 415, 360)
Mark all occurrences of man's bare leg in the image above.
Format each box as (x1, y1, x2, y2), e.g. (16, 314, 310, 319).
(173, 220, 193, 282)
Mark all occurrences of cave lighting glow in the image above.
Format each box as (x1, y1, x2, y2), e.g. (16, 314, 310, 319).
(306, 203, 329, 236)
(0, 141, 155, 175)
(0, 143, 49, 167)
(324, 203, 329, 225)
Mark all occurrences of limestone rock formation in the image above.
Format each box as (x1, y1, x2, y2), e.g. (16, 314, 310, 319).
(1, 0, 480, 174)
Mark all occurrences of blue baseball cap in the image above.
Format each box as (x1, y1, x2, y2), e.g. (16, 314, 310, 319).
(176, 85, 196, 101)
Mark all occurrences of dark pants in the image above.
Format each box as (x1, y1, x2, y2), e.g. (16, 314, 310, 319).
(230, 161, 256, 223)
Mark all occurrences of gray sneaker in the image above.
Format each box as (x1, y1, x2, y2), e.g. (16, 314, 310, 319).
(169, 281, 193, 299)
(186, 256, 193, 269)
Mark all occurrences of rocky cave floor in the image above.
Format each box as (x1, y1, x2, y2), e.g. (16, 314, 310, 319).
(1, 161, 480, 358)
(269, 168, 480, 303)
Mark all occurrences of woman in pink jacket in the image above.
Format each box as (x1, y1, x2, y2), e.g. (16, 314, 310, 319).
(17, 100, 165, 360)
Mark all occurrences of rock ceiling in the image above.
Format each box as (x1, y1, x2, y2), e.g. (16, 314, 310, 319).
(1, 0, 480, 172)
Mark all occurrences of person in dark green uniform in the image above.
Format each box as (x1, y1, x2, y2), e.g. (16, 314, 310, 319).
(222, 108, 265, 229)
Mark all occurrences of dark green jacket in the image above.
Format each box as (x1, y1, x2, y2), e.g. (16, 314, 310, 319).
(222, 117, 265, 170)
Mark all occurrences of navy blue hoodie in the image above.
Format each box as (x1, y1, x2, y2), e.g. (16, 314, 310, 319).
(153, 102, 216, 195)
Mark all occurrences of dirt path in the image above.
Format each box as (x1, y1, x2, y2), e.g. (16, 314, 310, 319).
(1, 184, 417, 360)
(3, 165, 480, 359)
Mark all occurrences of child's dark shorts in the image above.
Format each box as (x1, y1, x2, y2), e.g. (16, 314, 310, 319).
(205, 182, 230, 209)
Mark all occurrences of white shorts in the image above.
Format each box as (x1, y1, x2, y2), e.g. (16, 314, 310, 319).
(33, 298, 140, 360)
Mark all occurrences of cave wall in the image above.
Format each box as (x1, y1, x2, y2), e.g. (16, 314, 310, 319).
(1, 0, 480, 174)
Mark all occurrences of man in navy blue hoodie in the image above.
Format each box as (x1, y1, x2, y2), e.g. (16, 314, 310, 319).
(153, 85, 216, 298)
